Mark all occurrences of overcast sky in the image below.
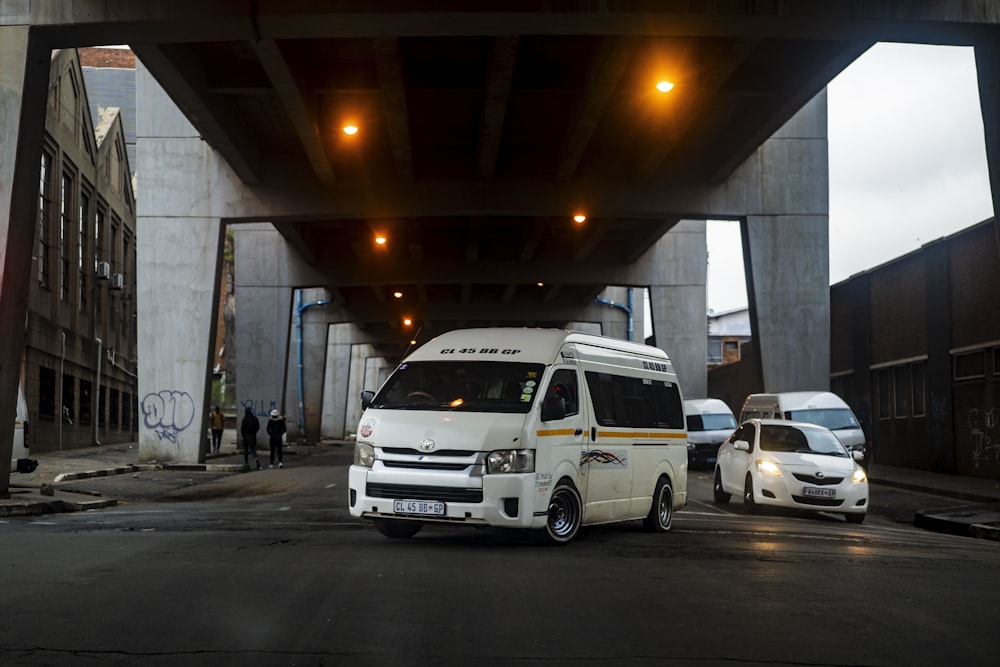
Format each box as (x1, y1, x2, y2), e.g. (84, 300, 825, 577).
(703, 42, 995, 315)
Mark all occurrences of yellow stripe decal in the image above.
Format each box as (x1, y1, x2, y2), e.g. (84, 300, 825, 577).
(596, 431, 686, 440)
(536, 429, 577, 437)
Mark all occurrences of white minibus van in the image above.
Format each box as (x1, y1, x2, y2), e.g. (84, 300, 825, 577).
(10, 384, 37, 474)
(739, 391, 866, 457)
(348, 328, 688, 544)
(684, 398, 738, 469)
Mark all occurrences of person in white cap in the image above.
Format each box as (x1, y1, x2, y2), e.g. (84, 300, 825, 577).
(266, 408, 287, 468)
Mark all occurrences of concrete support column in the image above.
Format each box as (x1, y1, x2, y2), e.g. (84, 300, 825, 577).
(0, 27, 48, 491)
(647, 220, 709, 399)
(321, 324, 356, 440)
(285, 287, 331, 443)
(136, 63, 227, 463)
(740, 90, 830, 393)
(975, 35, 1000, 226)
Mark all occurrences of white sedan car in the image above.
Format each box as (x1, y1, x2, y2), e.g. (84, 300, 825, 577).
(714, 419, 869, 523)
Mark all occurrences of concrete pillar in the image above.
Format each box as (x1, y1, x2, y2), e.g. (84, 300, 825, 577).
(0, 27, 49, 492)
(741, 91, 830, 392)
(321, 324, 356, 440)
(975, 35, 1000, 228)
(233, 279, 293, 427)
(285, 287, 331, 443)
(647, 220, 709, 399)
(136, 64, 227, 463)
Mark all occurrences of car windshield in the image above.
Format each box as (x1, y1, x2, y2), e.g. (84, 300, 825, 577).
(759, 424, 848, 456)
(786, 408, 859, 431)
(369, 360, 546, 413)
(687, 413, 738, 432)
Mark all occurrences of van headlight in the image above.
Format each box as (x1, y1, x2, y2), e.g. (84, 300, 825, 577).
(354, 443, 376, 468)
(487, 449, 535, 474)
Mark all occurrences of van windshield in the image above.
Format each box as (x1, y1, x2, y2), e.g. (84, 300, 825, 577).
(786, 408, 859, 431)
(370, 361, 546, 413)
(687, 413, 738, 432)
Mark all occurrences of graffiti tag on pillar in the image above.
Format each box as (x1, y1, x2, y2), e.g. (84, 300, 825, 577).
(240, 398, 277, 418)
(968, 408, 999, 469)
(142, 390, 196, 443)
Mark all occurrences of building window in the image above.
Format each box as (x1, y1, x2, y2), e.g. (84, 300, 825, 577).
(911, 362, 926, 417)
(707, 340, 722, 364)
(110, 388, 120, 427)
(60, 172, 73, 301)
(39, 367, 56, 418)
(38, 152, 52, 288)
(62, 373, 75, 423)
(994, 348, 1000, 375)
(99, 387, 106, 426)
(894, 365, 910, 418)
(877, 368, 891, 420)
(79, 379, 92, 423)
(122, 392, 132, 431)
(954, 350, 985, 381)
(79, 191, 90, 311)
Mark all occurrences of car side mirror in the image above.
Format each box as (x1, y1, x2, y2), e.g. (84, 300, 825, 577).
(733, 439, 750, 452)
(852, 450, 864, 463)
(361, 390, 375, 410)
(540, 396, 566, 422)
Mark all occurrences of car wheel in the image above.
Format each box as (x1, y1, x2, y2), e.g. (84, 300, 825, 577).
(373, 518, 423, 538)
(643, 476, 673, 532)
(542, 481, 583, 545)
(845, 512, 866, 524)
(713, 468, 731, 504)
(743, 474, 758, 513)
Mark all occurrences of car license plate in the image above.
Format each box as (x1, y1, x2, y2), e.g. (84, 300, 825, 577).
(393, 499, 445, 516)
(802, 486, 836, 498)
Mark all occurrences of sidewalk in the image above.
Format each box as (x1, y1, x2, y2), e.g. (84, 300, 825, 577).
(4, 444, 1000, 540)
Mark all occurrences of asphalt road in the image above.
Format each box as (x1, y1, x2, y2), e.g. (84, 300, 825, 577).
(2, 449, 998, 666)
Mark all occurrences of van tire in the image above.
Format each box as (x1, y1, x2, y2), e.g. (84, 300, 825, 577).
(643, 476, 673, 532)
(713, 468, 730, 503)
(373, 518, 423, 538)
(542, 481, 583, 545)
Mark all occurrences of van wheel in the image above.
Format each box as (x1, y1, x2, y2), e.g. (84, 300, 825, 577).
(643, 476, 673, 532)
(373, 518, 422, 538)
(542, 481, 583, 545)
(713, 468, 731, 504)
(743, 475, 758, 513)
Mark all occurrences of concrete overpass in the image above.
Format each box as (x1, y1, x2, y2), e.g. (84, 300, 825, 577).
(2, 2, 999, 483)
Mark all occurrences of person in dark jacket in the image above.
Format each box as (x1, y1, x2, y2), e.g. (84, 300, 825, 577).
(266, 409, 287, 468)
(240, 407, 261, 469)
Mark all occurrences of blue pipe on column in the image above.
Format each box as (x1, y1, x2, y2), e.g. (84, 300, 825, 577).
(296, 289, 331, 437)
(595, 288, 634, 341)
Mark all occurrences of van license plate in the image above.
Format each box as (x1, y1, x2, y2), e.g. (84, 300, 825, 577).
(393, 499, 445, 516)
(802, 487, 835, 498)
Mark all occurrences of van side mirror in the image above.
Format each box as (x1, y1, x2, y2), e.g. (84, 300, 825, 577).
(361, 390, 375, 410)
(733, 439, 750, 452)
(541, 396, 566, 422)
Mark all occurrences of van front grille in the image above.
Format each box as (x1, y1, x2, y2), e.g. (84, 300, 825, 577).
(367, 483, 483, 504)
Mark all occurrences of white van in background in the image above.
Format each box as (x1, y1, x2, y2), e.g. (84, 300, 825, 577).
(349, 328, 688, 544)
(739, 391, 866, 458)
(11, 384, 37, 474)
(684, 398, 738, 469)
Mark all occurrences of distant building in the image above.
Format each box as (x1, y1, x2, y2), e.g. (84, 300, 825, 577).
(708, 307, 750, 367)
(23, 48, 138, 452)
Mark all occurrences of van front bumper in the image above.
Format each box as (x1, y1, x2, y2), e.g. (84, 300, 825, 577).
(348, 464, 545, 530)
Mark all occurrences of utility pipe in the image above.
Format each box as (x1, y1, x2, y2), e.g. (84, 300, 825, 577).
(94, 338, 102, 446)
(596, 288, 635, 341)
(59, 332, 65, 451)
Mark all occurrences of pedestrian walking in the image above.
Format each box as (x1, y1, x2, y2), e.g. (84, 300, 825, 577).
(240, 406, 261, 470)
(266, 409, 287, 468)
(210, 405, 225, 453)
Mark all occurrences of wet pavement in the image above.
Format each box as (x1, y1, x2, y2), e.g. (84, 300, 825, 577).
(4, 436, 1000, 540)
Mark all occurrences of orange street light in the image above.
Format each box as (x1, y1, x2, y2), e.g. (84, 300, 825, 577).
(343, 124, 359, 135)
(656, 80, 675, 93)
(573, 214, 586, 224)
(374, 234, 387, 246)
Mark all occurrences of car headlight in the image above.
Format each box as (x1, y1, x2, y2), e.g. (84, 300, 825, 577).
(487, 449, 535, 474)
(755, 459, 782, 476)
(852, 467, 868, 484)
(354, 442, 376, 468)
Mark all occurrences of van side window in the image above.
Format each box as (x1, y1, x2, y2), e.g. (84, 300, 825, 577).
(584, 371, 684, 429)
(546, 368, 579, 417)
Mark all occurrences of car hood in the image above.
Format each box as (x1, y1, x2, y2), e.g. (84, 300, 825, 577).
(765, 451, 858, 474)
(357, 409, 526, 452)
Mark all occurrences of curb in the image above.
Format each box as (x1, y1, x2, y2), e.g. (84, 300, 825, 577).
(53, 462, 248, 483)
(0, 493, 117, 517)
(913, 505, 1000, 541)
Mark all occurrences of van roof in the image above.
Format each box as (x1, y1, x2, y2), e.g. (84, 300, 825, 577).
(684, 398, 734, 415)
(404, 327, 671, 364)
(743, 391, 848, 410)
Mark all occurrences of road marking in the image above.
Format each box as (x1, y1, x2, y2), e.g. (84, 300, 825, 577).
(279, 506, 291, 511)
(325, 483, 337, 488)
